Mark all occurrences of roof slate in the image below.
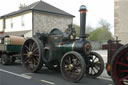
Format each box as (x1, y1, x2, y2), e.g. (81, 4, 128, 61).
(0, 1, 74, 18)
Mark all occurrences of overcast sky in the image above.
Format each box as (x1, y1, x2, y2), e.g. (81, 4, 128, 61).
(0, 0, 114, 33)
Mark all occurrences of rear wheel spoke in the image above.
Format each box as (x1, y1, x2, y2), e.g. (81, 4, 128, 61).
(35, 57, 40, 62)
(29, 41, 32, 51)
(117, 62, 128, 67)
(33, 58, 39, 64)
(120, 70, 128, 73)
(33, 54, 39, 56)
(25, 45, 30, 52)
(23, 53, 28, 56)
(120, 75, 128, 82)
(25, 57, 29, 61)
(33, 48, 38, 53)
(24, 58, 30, 64)
(31, 43, 36, 51)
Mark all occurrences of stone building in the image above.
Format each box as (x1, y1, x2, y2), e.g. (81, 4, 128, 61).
(0, 1, 74, 37)
(114, 0, 128, 44)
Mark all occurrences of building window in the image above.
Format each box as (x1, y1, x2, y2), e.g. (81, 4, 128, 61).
(11, 19, 13, 28)
(21, 16, 25, 26)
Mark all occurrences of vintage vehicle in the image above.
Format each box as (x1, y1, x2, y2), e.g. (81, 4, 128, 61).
(102, 38, 128, 85)
(102, 38, 123, 76)
(0, 35, 24, 65)
(21, 5, 104, 82)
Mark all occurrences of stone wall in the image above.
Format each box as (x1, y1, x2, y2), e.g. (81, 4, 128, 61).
(114, 0, 128, 44)
(33, 12, 73, 35)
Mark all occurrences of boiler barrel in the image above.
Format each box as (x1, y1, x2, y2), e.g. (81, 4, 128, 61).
(58, 41, 88, 53)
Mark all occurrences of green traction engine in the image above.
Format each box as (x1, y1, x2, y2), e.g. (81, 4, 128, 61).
(21, 5, 104, 82)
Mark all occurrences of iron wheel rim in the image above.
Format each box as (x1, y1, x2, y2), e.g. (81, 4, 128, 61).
(61, 51, 85, 82)
(112, 48, 128, 85)
(21, 38, 43, 72)
(86, 52, 104, 78)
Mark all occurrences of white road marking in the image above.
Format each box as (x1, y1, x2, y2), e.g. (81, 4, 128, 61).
(20, 74, 32, 79)
(108, 84, 113, 85)
(98, 77, 112, 81)
(24, 73, 34, 74)
(0, 69, 32, 79)
(21, 73, 34, 75)
(41, 80, 55, 85)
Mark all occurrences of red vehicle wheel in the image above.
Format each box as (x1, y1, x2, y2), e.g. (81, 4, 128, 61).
(111, 45, 128, 85)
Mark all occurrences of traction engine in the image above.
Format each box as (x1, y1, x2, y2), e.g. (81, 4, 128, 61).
(21, 5, 104, 82)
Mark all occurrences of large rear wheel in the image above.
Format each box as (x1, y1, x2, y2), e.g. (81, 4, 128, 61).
(21, 38, 44, 72)
(111, 45, 128, 85)
(60, 51, 85, 82)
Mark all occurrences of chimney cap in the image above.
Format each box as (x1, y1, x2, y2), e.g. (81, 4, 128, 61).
(80, 5, 87, 11)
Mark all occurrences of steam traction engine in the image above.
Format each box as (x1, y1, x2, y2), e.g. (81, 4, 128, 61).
(103, 38, 128, 85)
(21, 5, 104, 82)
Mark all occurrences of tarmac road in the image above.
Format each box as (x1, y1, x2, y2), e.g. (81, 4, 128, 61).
(0, 50, 113, 85)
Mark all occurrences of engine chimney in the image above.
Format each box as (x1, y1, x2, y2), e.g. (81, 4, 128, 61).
(79, 5, 87, 41)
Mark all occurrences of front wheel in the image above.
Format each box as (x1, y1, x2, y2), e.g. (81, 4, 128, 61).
(1, 54, 10, 65)
(60, 51, 85, 82)
(85, 52, 104, 78)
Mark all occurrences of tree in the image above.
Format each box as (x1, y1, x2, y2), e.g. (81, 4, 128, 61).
(88, 28, 113, 41)
(98, 19, 111, 30)
(88, 19, 113, 41)
(73, 24, 80, 37)
(19, 3, 27, 9)
(73, 24, 94, 37)
(86, 25, 94, 34)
